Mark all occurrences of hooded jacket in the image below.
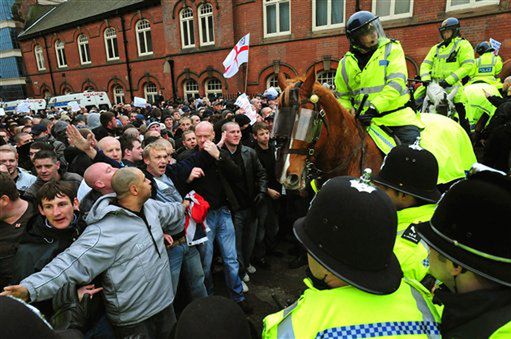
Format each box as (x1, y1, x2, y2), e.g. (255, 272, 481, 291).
(20, 194, 185, 326)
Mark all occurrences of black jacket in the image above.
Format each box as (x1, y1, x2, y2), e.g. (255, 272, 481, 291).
(228, 145, 268, 200)
(64, 146, 93, 177)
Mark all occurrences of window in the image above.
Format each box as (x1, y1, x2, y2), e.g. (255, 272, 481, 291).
(113, 86, 124, 104)
(136, 19, 153, 56)
(85, 86, 95, 91)
(266, 74, 279, 89)
(77, 34, 91, 65)
(313, 0, 345, 30)
(373, 0, 413, 20)
(264, 0, 290, 37)
(198, 3, 214, 46)
(446, 0, 499, 11)
(144, 82, 158, 103)
(205, 78, 222, 99)
(34, 45, 46, 71)
(104, 28, 119, 60)
(55, 40, 67, 68)
(317, 71, 336, 89)
(183, 79, 199, 100)
(180, 8, 195, 48)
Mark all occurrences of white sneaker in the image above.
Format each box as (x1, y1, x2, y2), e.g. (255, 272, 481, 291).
(242, 281, 249, 293)
(247, 265, 256, 274)
(242, 273, 250, 283)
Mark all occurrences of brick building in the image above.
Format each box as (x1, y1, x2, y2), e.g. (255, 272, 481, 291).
(18, 0, 511, 103)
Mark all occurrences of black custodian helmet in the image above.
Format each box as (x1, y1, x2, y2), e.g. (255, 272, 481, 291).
(346, 11, 385, 52)
(475, 41, 494, 55)
(439, 17, 460, 40)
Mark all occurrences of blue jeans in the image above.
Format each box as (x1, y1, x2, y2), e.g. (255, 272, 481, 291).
(167, 243, 207, 300)
(198, 206, 245, 302)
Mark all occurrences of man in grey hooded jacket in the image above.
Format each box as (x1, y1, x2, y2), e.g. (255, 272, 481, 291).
(2, 167, 187, 338)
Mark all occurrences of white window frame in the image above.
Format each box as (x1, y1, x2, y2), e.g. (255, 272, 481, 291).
(34, 45, 46, 71)
(113, 86, 124, 104)
(144, 82, 158, 103)
(312, 0, 346, 31)
(55, 40, 67, 68)
(77, 34, 91, 65)
(104, 27, 119, 61)
(317, 70, 337, 89)
(183, 79, 199, 99)
(136, 19, 153, 56)
(446, 0, 499, 12)
(372, 0, 414, 21)
(205, 78, 222, 98)
(266, 74, 279, 89)
(263, 0, 291, 38)
(180, 8, 196, 49)
(198, 3, 215, 46)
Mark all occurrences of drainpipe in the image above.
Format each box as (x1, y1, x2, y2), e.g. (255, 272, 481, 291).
(43, 35, 56, 95)
(120, 15, 134, 101)
(355, 0, 361, 12)
(169, 59, 176, 100)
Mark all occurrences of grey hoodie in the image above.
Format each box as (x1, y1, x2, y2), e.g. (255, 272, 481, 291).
(20, 193, 185, 326)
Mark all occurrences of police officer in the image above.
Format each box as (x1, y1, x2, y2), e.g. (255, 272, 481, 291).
(417, 170, 511, 337)
(420, 18, 475, 131)
(371, 144, 441, 284)
(468, 41, 503, 88)
(335, 11, 424, 145)
(262, 176, 441, 338)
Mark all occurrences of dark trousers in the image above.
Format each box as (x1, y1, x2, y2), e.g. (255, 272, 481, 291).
(113, 305, 176, 339)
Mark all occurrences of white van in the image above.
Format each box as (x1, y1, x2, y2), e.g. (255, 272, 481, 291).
(48, 91, 112, 111)
(2, 99, 47, 114)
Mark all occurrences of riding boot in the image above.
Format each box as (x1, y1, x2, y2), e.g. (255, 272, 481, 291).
(454, 103, 471, 135)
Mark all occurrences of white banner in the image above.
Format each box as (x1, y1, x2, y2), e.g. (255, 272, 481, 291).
(223, 33, 250, 79)
(68, 101, 81, 112)
(489, 38, 501, 55)
(235, 93, 257, 125)
(133, 96, 147, 108)
(16, 102, 31, 114)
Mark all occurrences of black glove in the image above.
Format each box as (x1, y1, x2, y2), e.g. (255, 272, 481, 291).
(439, 80, 450, 88)
(422, 80, 430, 88)
(254, 193, 265, 206)
(357, 108, 378, 126)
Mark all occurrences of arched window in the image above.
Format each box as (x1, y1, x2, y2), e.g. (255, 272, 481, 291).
(62, 86, 72, 94)
(266, 74, 279, 89)
(183, 79, 199, 100)
(136, 19, 153, 56)
(85, 86, 95, 92)
(205, 78, 222, 99)
(77, 34, 91, 65)
(198, 3, 214, 46)
(104, 28, 119, 60)
(55, 40, 67, 68)
(180, 8, 195, 48)
(34, 45, 46, 71)
(144, 82, 158, 103)
(113, 86, 124, 104)
(43, 90, 51, 99)
(317, 70, 336, 89)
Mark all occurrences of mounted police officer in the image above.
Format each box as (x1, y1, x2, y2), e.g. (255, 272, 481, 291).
(263, 176, 441, 338)
(468, 41, 503, 89)
(420, 18, 475, 131)
(417, 170, 511, 337)
(371, 144, 441, 285)
(335, 11, 424, 145)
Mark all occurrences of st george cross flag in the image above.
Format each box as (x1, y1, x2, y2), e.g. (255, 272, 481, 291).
(223, 33, 250, 79)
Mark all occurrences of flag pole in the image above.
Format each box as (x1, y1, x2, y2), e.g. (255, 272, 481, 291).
(244, 55, 249, 94)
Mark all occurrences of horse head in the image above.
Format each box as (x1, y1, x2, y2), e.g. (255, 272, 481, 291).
(274, 68, 360, 191)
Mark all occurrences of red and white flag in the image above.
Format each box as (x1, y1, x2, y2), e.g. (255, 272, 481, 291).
(223, 33, 250, 79)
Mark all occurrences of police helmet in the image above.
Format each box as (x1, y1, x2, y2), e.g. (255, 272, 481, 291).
(439, 17, 460, 40)
(346, 11, 385, 52)
(475, 41, 494, 55)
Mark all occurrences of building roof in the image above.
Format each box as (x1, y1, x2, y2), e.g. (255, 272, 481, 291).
(18, 0, 158, 40)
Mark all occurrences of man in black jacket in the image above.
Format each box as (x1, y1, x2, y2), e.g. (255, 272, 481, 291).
(417, 170, 511, 337)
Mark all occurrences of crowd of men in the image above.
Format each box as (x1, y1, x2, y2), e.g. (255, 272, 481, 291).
(0, 10, 511, 339)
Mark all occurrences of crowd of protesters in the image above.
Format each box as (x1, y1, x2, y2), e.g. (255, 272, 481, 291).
(0, 88, 312, 338)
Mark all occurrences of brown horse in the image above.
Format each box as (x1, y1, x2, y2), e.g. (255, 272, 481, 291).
(276, 68, 475, 190)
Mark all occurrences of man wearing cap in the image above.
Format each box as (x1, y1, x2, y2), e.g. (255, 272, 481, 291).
(372, 144, 441, 283)
(263, 176, 440, 338)
(417, 170, 511, 337)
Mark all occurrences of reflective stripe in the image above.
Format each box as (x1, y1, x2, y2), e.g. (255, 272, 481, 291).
(341, 58, 353, 95)
(436, 39, 460, 59)
(277, 311, 296, 338)
(410, 286, 440, 339)
(423, 59, 433, 65)
(337, 91, 351, 97)
(461, 59, 475, 65)
(315, 321, 441, 338)
(283, 301, 298, 317)
(388, 81, 406, 94)
(353, 85, 385, 95)
(383, 43, 393, 83)
(420, 73, 430, 78)
(388, 72, 407, 81)
(449, 72, 460, 83)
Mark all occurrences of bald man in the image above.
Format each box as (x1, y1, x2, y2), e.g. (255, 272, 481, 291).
(97, 136, 121, 163)
(2, 167, 187, 337)
(79, 162, 118, 215)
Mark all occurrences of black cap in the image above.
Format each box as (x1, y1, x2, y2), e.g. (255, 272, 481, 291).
(294, 176, 402, 295)
(417, 171, 511, 286)
(373, 144, 441, 203)
(31, 124, 47, 136)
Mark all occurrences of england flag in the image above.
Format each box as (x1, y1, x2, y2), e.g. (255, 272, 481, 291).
(223, 33, 250, 79)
